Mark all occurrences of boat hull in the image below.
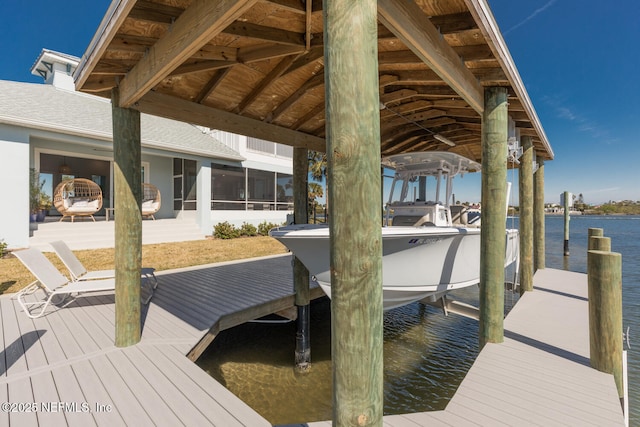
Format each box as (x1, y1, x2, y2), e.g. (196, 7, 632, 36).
(271, 224, 517, 310)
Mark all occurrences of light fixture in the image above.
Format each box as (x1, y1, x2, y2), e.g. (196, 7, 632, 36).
(434, 134, 456, 147)
(59, 157, 72, 174)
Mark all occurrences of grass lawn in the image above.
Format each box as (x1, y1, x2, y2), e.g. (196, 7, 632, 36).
(0, 237, 288, 295)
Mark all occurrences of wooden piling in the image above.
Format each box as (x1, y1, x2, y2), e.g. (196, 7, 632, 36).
(518, 136, 534, 294)
(563, 191, 570, 256)
(590, 236, 611, 252)
(293, 147, 311, 372)
(587, 250, 623, 398)
(533, 159, 545, 271)
(324, 0, 384, 424)
(111, 88, 142, 347)
(479, 86, 508, 348)
(588, 228, 604, 250)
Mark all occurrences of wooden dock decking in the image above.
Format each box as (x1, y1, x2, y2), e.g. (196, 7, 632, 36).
(2, 254, 625, 426)
(0, 254, 318, 426)
(302, 268, 625, 427)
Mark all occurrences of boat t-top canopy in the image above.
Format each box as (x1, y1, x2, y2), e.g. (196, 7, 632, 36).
(382, 151, 481, 178)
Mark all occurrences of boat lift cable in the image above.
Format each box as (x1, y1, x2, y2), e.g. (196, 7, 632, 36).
(505, 154, 520, 294)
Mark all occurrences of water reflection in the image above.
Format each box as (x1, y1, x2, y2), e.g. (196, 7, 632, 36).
(197, 286, 520, 425)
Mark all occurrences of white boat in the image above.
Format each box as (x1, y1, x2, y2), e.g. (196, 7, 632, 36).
(270, 151, 519, 311)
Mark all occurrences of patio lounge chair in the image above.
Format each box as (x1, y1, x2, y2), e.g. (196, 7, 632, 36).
(13, 248, 153, 319)
(49, 240, 158, 288)
(53, 178, 103, 222)
(142, 183, 161, 220)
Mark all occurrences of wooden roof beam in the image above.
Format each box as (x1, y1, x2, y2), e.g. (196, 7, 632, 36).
(266, 73, 325, 123)
(382, 109, 447, 128)
(170, 60, 236, 77)
(291, 101, 324, 130)
(135, 91, 325, 152)
(195, 68, 231, 104)
(129, 1, 183, 24)
(430, 12, 478, 34)
(236, 54, 299, 115)
(263, 0, 323, 14)
(378, 0, 484, 114)
(380, 89, 418, 105)
(466, 0, 553, 158)
(223, 21, 305, 46)
(117, 0, 258, 108)
(380, 100, 433, 118)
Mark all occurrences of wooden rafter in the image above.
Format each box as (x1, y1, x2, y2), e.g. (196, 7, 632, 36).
(195, 68, 232, 104)
(378, 0, 484, 113)
(266, 73, 324, 123)
(74, 0, 553, 160)
(236, 54, 299, 115)
(223, 21, 305, 46)
(135, 91, 325, 152)
(118, 0, 258, 107)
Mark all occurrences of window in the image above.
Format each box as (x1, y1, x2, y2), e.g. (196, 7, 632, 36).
(210, 163, 294, 211)
(276, 144, 293, 158)
(247, 137, 275, 155)
(173, 158, 197, 211)
(276, 173, 293, 210)
(211, 164, 245, 210)
(246, 137, 293, 159)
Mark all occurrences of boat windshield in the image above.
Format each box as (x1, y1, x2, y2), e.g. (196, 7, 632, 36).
(388, 174, 447, 205)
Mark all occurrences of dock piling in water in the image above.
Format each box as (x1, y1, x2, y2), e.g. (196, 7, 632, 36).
(588, 227, 604, 250)
(479, 86, 508, 348)
(590, 236, 611, 252)
(533, 159, 545, 271)
(293, 147, 311, 372)
(563, 191, 570, 256)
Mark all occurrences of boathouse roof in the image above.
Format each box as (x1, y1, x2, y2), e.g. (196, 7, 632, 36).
(74, 0, 553, 164)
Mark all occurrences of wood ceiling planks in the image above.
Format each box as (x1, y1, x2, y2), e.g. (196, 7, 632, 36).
(75, 0, 553, 163)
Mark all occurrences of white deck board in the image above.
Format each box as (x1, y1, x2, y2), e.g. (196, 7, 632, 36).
(305, 268, 624, 427)
(1, 256, 625, 426)
(68, 359, 125, 427)
(0, 255, 293, 426)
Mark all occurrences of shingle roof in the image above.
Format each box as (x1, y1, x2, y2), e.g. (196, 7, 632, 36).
(0, 80, 244, 161)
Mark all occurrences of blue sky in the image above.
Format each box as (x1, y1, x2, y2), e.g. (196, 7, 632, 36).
(1, 1, 638, 205)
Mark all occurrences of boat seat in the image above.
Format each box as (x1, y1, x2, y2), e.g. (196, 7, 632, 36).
(450, 205, 469, 226)
(392, 215, 434, 227)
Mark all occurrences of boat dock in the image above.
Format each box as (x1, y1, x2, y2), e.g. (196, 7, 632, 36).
(0, 254, 321, 426)
(301, 268, 625, 426)
(1, 255, 625, 426)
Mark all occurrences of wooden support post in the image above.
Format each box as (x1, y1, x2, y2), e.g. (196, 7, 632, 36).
(533, 159, 545, 271)
(479, 87, 508, 348)
(293, 147, 311, 372)
(590, 236, 611, 252)
(563, 191, 570, 256)
(324, 0, 384, 424)
(588, 228, 604, 250)
(111, 88, 142, 347)
(588, 249, 623, 398)
(518, 136, 534, 294)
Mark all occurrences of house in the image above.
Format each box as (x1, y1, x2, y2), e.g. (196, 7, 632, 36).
(0, 49, 294, 249)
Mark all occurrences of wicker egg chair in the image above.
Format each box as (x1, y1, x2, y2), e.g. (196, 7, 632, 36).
(142, 183, 161, 220)
(53, 178, 103, 222)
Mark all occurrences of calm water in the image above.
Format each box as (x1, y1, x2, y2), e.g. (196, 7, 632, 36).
(544, 215, 639, 426)
(197, 215, 639, 425)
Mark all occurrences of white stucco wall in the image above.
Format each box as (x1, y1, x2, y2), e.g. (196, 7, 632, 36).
(196, 161, 212, 234)
(0, 127, 30, 249)
(141, 154, 173, 219)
